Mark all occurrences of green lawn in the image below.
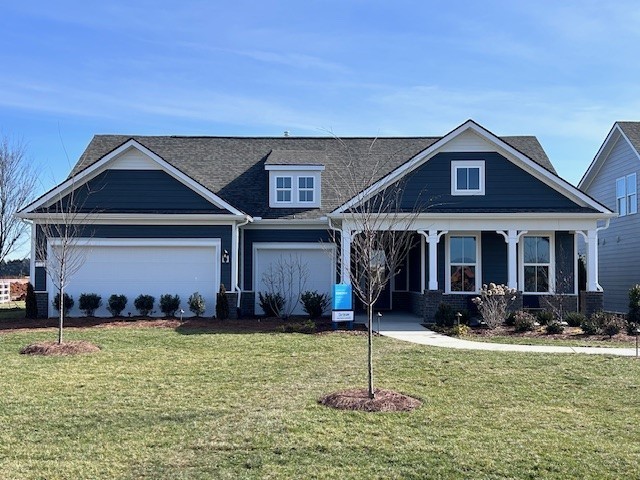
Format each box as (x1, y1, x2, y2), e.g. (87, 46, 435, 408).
(469, 334, 637, 348)
(0, 301, 25, 320)
(1, 325, 639, 479)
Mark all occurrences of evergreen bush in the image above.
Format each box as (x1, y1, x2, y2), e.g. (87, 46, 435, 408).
(188, 291, 206, 317)
(159, 294, 181, 317)
(216, 284, 229, 319)
(52, 292, 74, 315)
(258, 292, 284, 318)
(79, 293, 102, 316)
(25, 282, 38, 319)
(300, 290, 330, 319)
(107, 294, 128, 317)
(134, 294, 155, 316)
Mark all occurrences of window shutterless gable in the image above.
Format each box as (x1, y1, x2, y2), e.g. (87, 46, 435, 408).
(616, 173, 637, 216)
(451, 160, 485, 196)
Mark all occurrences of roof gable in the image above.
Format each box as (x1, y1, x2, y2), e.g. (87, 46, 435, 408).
(333, 120, 609, 215)
(578, 122, 640, 191)
(19, 139, 245, 217)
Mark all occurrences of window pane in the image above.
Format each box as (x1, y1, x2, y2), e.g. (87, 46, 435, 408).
(627, 174, 636, 195)
(524, 266, 536, 292)
(284, 177, 291, 188)
(536, 237, 550, 263)
(299, 190, 313, 202)
(536, 266, 549, 292)
(463, 237, 476, 263)
(462, 266, 476, 292)
(276, 177, 284, 188)
(299, 177, 313, 189)
(450, 266, 463, 291)
(468, 167, 480, 190)
(629, 193, 638, 214)
(456, 168, 468, 190)
(617, 177, 626, 197)
(450, 237, 464, 263)
(523, 237, 537, 263)
(618, 197, 627, 216)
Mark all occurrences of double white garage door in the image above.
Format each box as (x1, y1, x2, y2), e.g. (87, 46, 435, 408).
(47, 239, 220, 317)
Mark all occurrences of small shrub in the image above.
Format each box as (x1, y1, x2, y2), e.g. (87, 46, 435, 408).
(159, 294, 181, 317)
(434, 303, 456, 327)
(581, 314, 602, 335)
(627, 321, 640, 336)
(603, 319, 623, 338)
(25, 282, 38, 319)
(301, 290, 331, 319)
(258, 292, 284, 318)
(536, 310, 554, 326)
(216, 284, 229, 320)
(451, 324, 470, 336)
(52, 292, 74, 315)
(107, 294, 127, 317)
(188, 291, 206, 317)
(79, 293, 102, 316)
(514, 311, 536, 332)
(280, 320, 316, 334)
(565, 312, 585, 327)
(628, 284, 640, 324)
(134, 294, 155, 316)
(580, 311, 624, 336)
(472, 283, 517, 329)
(505, 311, 516, 326)
(546, 321, 564, 334)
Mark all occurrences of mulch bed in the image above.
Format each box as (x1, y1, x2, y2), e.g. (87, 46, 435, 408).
(20, 340, 101, 356)
(462, 325, 638, 343)
(319, 388, 422, 412)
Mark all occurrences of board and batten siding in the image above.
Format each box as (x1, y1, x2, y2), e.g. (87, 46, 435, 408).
(242, 229, 333, 291)
(583, 136, 640, 312)
(37, 170, 227, 214)
(34, 224, 233, 292)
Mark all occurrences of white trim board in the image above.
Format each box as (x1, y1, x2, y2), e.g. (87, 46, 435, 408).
(18, 139, 245, 217)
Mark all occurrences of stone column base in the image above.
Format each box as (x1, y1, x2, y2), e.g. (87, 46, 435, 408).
(581, 291, 604, 317)
(35, 292, 49, 319)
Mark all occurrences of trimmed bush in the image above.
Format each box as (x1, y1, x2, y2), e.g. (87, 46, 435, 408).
(546, 321, 564, 334)
(280, 320, 316, 334)
(301, 290, 331, 319)
(451, 324, 470, 336)
(159, 294, 181, 317)
(565, 312, 585, 327)
(134, 294, 155, 316)
(258, 292, 284, 318)
(188, 292, 206, 317)
(52, 292, 74, 315)
(107, 294, 127, 317)
(536, 310, 554, 326)
(216, 284, 229, 320)
(514, 311, 536, 332)
(434, 303, 456, 327)
(581, 314, 602, 335)
(580, 311, 624, 336)
(603, 319, 623, 338)
(79, 293, 102, 317)
(25, 282, 38, 319)
(505, 311, 516, 326)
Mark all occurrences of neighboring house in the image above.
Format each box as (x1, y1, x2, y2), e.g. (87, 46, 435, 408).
(18, 120, 613, 319)
(578, 122, 640, 313)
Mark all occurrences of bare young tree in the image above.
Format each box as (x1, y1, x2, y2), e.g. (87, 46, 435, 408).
(34, 184, 95, 344)
(327, 137, 427, 399)
(0, 135, 37, 263)
(260, 253, 309, 318)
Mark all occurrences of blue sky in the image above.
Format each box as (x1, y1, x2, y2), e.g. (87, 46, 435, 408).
(2, 0, 640, 196)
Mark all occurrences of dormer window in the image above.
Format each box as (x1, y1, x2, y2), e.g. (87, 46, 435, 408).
(451, 160, 485, 196)
(265, 165, 324, 208)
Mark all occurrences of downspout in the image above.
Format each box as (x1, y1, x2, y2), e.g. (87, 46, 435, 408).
(234, 215, 252, 310)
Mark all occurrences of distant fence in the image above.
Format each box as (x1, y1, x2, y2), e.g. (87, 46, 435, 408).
(0, 281, 10, 304)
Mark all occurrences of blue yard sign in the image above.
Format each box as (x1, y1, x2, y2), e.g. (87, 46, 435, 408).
(333, 284, 353, 310)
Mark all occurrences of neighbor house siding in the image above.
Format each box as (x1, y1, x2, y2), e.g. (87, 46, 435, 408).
(37, 170, 227, 214)
(584, 137, 640, 311)
(35, 224, 233, 290)
(399, 152, 587, 212)
(242, 229, 332, 291)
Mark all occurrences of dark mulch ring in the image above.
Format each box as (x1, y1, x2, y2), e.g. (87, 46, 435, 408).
(20, 340, 101, 356)
(320, 388, 422, 412)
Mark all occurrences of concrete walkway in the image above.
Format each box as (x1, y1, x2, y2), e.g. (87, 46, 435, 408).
(356, 313, 639, 357)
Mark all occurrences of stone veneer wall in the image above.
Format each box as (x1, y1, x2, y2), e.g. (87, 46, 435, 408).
(224, 292, 239, 319)
(239, 291, 255, 318)
(35, 292, 48, 319)
(581, 291, 604, 317)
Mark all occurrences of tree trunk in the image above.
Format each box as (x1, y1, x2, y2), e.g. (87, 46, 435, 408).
(367, 303, 374, 399)
(58, 287, 64, 345)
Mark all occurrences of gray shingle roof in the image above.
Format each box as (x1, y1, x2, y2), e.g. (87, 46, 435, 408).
(70, 134, 556, 219)
(618, 122, 640, 154)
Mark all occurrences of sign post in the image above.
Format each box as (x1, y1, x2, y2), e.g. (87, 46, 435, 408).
(332, 284, 354, 330)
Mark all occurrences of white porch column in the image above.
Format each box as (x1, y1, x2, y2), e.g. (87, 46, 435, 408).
(420, 234, 426, 293)
(497, 229, 526, 291)
(419, 230, 446, 291)
(586, 229, 599, 292)
(341, 227, 352, 285)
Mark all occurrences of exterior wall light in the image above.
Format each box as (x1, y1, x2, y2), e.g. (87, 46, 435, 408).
(222, 250, 230, 264)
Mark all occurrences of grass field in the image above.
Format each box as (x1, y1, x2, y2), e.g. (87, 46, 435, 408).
(1, 325, 639, 479)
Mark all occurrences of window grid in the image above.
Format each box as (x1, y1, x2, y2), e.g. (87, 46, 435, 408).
(298, 176, 314, 202)
(616, 173, 637, 216)
(275, 176, 292, 203)
(523, 236, 551, 293)
(449, 236, 477, 292)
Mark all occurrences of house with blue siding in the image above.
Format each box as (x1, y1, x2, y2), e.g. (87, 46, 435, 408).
(18, 120, 613, 320)
(579, 122, 640, 312)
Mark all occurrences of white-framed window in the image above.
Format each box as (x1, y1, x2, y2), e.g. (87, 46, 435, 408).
(521, 235, 553, 293)
(447, 234, 479, 293)
(616, 173, 637, 216)
(266, 166, 324, 208)
(275, 176, 292, 203)
(298, 176, 314, 202)
(451, 161, 485, 196)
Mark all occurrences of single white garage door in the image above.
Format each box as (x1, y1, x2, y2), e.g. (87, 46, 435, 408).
(254, 243, 335, 316)
(47, 239, 220, 317)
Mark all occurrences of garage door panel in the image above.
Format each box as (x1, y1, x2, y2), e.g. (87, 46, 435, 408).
(254, 246, 333, 316)
(49, 242, 219, 318)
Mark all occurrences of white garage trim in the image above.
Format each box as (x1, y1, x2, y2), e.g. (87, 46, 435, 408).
(46, 237, 221, 317)
(253, 242, 336, 315)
